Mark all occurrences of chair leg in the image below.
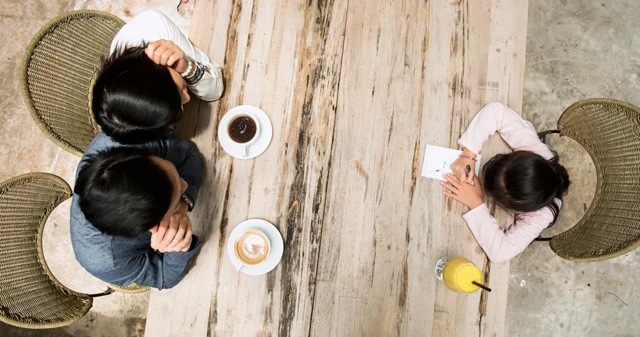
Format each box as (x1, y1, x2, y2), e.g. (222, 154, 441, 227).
(89, 288, 115, 298)
(537, 130, 561, 144)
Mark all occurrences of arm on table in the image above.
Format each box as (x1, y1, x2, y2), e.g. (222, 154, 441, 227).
(110, 10, 223, 100)
(98, 237, 202, 289)
(458, 102, 553, 159)
(462, 204, 554, 263)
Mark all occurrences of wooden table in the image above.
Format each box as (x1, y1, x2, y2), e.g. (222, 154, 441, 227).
(145, 0, 528, 336)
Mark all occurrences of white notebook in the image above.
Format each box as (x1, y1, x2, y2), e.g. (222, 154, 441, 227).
(421, 145, 482, 181)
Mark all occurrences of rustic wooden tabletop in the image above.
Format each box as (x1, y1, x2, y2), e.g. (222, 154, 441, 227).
(145, 0, 528, 336)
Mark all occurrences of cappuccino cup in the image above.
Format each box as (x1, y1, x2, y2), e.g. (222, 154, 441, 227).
(234, 229, 270, 267)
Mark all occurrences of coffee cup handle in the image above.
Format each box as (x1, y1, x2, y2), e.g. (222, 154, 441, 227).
(242, 145, 249, 157)
(236, 263, 244, 272)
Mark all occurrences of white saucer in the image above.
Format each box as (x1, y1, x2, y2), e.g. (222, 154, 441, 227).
(226, 219, 284, 275)
(218, 105, 273, 159)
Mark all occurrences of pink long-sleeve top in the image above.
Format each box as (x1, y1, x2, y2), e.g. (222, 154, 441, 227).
(457, 102, 561, 263)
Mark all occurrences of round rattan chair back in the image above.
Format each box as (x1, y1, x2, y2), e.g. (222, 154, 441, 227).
(107, 282, 150, 294)
(0, 173, 92, 329)
(550, 99, 640, 261)
(21, 11, 124, 157)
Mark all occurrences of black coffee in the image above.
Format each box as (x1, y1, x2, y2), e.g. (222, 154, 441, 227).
(228, 115, 257, 143)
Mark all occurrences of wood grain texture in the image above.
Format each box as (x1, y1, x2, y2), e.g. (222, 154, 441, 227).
(145, 0, 528, 336)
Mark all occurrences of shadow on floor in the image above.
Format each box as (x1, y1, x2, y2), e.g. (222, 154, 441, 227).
(0, 312, 145, 337)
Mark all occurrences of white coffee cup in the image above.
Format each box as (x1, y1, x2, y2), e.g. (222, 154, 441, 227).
(234, 229, 271, 270)
(225, 111, 261, 157)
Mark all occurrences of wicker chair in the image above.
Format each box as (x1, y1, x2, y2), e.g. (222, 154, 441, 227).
(0, 173, 148, 329)
(544, 99, 640, 261)
(0, 173, 92, 328)
(20, 11, 125, 157)
(107, 282, 150, 294)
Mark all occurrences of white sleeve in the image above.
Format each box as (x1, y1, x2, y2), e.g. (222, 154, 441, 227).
(458, 102, 554, 160)
(110, 10, 223, 101)
(463, 204, 555, 263)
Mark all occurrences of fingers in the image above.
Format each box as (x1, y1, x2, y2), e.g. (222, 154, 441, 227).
(167, 54, 178, 67)
(442, 189, 461, 202)
(146, 40, 185, 68)
(443, 174, 463, 189)
(153, 44, 170, 65)
(465, 170, 475, 184)
(146, 40, 162, 59)
(159, 47, 178, 66)
(146, 40, 170, 65)
(167, 50, 185, 68)
(440, 181, 458, 193)
(167, 223, 187, 250)
(185, 224, 192, 240)
(152, 222, 168, 249)
(176, 223, 193, 252)
(169, 229, 192, 253)
(180, 231, 193, 252)
(160, 221, 179, 249)
(471, 175, 481, 188)
(165, 214, 192, 251)
(150, 232, 159, 250)
(179, 234, 192, 252)
(451, 166, 465, 182)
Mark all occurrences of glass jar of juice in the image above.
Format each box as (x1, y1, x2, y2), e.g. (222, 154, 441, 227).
(435, 257, 483, 293)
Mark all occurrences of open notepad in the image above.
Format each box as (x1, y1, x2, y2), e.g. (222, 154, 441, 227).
(421, 145, 482, 181)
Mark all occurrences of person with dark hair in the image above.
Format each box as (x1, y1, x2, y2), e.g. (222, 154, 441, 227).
(70, 132, 203, 289)
(93, 10, 223, 144)
(440, 102, 571, 263)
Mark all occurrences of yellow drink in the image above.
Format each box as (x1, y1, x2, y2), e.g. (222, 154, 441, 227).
(442, 257, 483, 293)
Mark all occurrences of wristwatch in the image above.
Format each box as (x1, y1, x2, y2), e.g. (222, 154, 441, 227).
(181, 193, 194, 212)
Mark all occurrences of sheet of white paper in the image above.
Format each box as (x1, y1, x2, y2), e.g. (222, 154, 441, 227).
(421, 145, 482, 181)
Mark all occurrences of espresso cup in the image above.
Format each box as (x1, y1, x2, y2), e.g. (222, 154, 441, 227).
(225, 111, 261, 157)
(234, 229, 270, 267)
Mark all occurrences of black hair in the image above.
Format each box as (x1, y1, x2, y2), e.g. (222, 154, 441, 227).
(92, 45, 182, 144)
(75, 147, 173, 238)
(482, 151, 571, 225)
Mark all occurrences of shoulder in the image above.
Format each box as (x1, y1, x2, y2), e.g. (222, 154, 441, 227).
(520, 199, 562, 228)
(85, 133, 119, 154)
(76, 133, 120, 176)
(484, 102, 508, 110)
(70, 197, 116, 271)
(110, 10, 172, 54)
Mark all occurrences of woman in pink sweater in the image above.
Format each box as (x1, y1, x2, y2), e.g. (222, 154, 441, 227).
(441, 102, 571, 263)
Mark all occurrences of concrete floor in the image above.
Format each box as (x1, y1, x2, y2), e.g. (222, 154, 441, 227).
(0, 0, 638, 336)
(508, 1, 640, 337)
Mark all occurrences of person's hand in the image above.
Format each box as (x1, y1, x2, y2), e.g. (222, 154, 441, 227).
(450, 148, 477, 183)
(150, 202, 193, 253)
(441, 173, 484, 210)
(146, 40, 189, 73)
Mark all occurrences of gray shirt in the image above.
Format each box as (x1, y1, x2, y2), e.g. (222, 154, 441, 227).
(70, 133, 204, 289)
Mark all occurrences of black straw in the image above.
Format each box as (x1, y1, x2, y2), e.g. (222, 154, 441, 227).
(472, 281, 492, 292)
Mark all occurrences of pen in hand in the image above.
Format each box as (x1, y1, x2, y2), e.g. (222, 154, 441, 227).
(465, 164, 475, 185)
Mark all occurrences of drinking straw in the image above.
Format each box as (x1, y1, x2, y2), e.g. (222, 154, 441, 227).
(472, 281, 492, 292)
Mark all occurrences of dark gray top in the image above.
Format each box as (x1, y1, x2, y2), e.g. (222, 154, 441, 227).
(70, 133, 204, 289)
